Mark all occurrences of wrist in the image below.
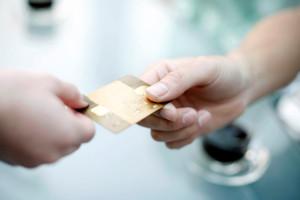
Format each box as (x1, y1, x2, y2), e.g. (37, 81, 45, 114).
(227, 50, 254, 106)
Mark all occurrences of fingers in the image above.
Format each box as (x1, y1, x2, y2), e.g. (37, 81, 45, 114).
(159, 103, 177, 121)
(166, 136, 195, 149)
(139, 107, 197, 131)
(141, 60, 175, 84)
(40, 75, 94, 143)
(142, 58, 220, 103)
(149, 110, 212, 149)
(47, 77, 95, 147)
(145, 70, 188, 102)
(48, 77, 88, 109)
(42, 104, 95, 165)
(54, 111, 95, 158)
(197, 110, 212, 127)
(151, 119, 200, 143)
(72, 113, 96, 144)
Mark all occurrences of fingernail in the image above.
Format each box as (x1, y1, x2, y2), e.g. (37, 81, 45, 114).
(198, 110, 212, 126)
(182, 110, 196, 126)
(146, 82, 168, 98)
(160, 103, 176, 121)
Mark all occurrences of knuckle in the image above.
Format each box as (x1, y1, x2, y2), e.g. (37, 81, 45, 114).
(148, 59, 174, 81)
(150, 59, 169, 70)
(194, 56, 221, 83)
(172, 129, 189, 141)
(158, 115, 174, 128)
(158, 120, 170, 130)
(76, 118, 96, 143)
(160, 60, 175, 71)
(172, 121, 184, 130)
(165, 61, 176, 71)
(167, 71, 184, 85)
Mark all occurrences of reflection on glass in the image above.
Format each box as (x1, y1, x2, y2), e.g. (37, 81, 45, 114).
(188, 124, 270, 186)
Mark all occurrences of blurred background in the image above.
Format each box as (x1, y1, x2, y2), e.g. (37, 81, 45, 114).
(1, 0, 300, 199)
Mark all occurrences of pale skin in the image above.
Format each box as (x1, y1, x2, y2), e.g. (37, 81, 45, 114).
(139, 7, 300, 149)
(0, 8, 299, 168)
(0, 70, 95, 168)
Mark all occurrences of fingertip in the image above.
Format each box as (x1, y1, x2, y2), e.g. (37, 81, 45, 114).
(72, 92, 89, 109)
(146, 82, 169, 102)
(182, 109, 197, 126)
(166, 142, 180, 150)
(56, 81, 87, 109)
(63, 144, 82, 157)
(151, 131, 163, 142)
(166, 137, 194, 150)
(84, 120, 96, 143)
(197, 110, 212, 127)
(160, 103, 177, 121)
(76, 114, 96, 143)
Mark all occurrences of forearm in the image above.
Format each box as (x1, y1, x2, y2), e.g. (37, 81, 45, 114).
(231, 7, 300, 104)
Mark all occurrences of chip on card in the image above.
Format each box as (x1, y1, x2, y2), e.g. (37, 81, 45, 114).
(81, 75, 164, 133)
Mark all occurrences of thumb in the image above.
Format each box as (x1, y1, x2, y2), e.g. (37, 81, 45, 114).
(145, 58, 218, 102)
(54, 80, 88, 109)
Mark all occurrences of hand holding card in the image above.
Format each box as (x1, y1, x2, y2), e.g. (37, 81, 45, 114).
(81, 75, 165, 133)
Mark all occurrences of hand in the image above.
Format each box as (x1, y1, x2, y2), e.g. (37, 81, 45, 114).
(0, 70, 95, 168)
(139, 55, 250, 149)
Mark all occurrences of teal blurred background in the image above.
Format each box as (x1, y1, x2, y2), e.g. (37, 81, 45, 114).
(0, 0, 300, 199)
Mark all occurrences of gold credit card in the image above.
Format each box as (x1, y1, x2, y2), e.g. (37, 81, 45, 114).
(81, 75, 164, 133)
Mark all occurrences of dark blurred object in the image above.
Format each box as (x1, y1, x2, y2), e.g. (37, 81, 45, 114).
(25, 0, 58, 38)
(188, 123, 269, 186)
(203, 124, 250, 163)
(28, 0, 54, 10)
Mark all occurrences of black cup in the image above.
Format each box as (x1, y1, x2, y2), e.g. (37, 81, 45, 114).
(202, 124, 250, 163)
(28, 0, 54, 10)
